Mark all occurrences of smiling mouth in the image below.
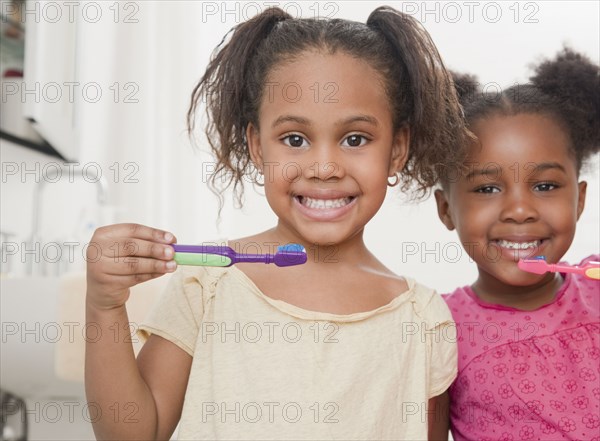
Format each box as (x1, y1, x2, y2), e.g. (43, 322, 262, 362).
(296, 196, 355, 209)
(494, 239, 544, 250)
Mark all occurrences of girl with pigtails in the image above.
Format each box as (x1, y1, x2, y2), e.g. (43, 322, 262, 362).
(436, 49, 600, 441)
(85, 6, 469, 440)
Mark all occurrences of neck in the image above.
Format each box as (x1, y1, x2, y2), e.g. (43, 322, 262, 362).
(472, 271, 564, 310)
(266, 223, 374, 266)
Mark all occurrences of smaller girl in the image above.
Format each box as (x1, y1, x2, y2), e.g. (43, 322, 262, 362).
(435, 48, 599, 441)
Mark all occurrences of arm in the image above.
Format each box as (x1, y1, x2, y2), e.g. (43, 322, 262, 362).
(137, 335, 192, 440)
(428, 391, 450, 441)
(85, 223, 188, 440)
(85, 303, 156, 440)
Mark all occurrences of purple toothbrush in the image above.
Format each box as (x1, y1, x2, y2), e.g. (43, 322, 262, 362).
(171, 243, 307, 267)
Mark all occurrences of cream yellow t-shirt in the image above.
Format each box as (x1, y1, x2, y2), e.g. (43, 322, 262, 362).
(139, 264, 457, 440)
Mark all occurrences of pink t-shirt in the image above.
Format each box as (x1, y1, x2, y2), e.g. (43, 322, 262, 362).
(444, 255, 600, 441)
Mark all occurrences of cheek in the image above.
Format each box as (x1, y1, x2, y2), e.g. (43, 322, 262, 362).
(541, 198, 579, 232)
(454, 200, 496, 238)
(353, 165, 389, 192)
(356, 151, 392, 177)
(263, 160, 302, 185)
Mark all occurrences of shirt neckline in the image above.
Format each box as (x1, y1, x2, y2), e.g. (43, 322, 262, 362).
(228, 265, 418, 322)
(461, 272, 572, 312)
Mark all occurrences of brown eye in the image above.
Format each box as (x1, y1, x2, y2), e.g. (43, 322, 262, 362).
(534, 183, 558, 192)
(475, 185, 500, 194)
(283, 135, 306, 148)
(343, 135, 367, 147)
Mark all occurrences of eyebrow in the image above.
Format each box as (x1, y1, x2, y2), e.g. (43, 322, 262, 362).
(272, 115, 311, 128)
(271, 114, 379, 129)
(465, 162, 567, 180)
(530, 162, 567, 174)
(339, 115, 379, 127)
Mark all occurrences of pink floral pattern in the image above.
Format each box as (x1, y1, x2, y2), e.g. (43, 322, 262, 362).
(519, 379, 536, 394)
(474, 369, 488, 384)
(579, 367, 597, 382)
(572, 395, 589, 410)
(445, 255, 600, 441)
(513, 362, 529, 375)
(498, 383, 514, 399)
(562, 379, 578, 393)
(582, 413, 600, 429)
(558, 417, 576, 433)
(542, 380, 556, 393)
(550, 400, 567, 412)
(519, 425, 534, 440)
(481, 390, 495, 405)
(493, 363, 509, 378)
(539, 421, 556, 435)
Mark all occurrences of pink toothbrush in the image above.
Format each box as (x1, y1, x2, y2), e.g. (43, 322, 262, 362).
(518, 256, 600, 280)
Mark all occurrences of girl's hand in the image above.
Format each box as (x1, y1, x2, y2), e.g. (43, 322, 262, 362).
(86, 223, 177, 310)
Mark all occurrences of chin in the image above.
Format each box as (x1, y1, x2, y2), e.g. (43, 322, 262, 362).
(496, 269, 548, 287)
(301, 233, 345, 247)
(292, 222, 353, 244)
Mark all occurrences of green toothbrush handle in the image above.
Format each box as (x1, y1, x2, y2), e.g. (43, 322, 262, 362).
(174, 252, 232, 267)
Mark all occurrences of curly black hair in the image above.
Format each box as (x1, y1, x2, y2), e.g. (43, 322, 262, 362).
(450, 47, 599, 176)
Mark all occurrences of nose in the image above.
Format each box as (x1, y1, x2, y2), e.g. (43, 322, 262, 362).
(499, 189, 539, 223)
(302, 143, 346, 182)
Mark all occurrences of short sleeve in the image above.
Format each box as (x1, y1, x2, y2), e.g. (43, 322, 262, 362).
(413, 287, 458, 398)
(138, 266, 213, 356)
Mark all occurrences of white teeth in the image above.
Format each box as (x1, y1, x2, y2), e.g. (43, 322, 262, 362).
(497, 239, 541, 250)
(300, 196, 352, 209)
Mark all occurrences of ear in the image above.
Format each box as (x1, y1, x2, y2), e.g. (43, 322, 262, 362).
(576, 180, 587, 220)
(388, 126, 410, 175)
(246, 123, 263, 171)
(434, 189, 456, 230)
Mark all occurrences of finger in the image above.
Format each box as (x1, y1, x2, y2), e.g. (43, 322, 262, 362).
(101, 256, 177, 276)
(97, 238, 176, 261)
(97, 223, 177, 244)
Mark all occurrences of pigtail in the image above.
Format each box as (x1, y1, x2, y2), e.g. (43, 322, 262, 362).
(367, 7, 472, 195)
(188, 8, 292, 207)
(189, 5, 475, 207)
(530, 47, 600, 162)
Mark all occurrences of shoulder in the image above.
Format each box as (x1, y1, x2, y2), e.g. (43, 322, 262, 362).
(167, 264, 244, 302)
(408, 280, 455, 328)
(440, 285, 481, 325)
(137, 264, 243, 355)
(562, 254, 599, 288)
(579, 254, 599, 264)
(566, 254, 600, 306)
(441, 285, 471, 308)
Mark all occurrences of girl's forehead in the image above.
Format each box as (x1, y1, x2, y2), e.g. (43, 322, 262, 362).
(259, 50, 393, 123)
(467, 113, 574, 163)
(267, 49, 381, 81)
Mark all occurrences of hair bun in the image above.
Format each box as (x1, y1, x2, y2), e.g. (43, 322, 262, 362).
(450, 71, 479, 104)
(531, 48, 599, 151)
(531, 48, 598, 101)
